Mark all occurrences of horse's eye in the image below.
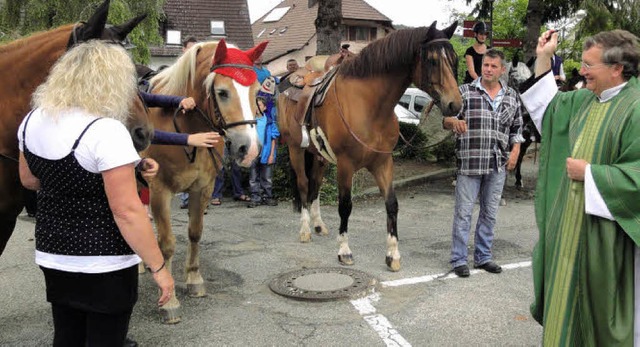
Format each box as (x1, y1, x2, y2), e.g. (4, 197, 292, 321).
(217, 90, 229, 100)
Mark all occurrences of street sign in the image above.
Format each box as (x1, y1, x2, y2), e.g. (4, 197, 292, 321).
(492, 39, 522, 48)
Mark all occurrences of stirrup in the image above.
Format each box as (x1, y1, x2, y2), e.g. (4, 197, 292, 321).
(300, 125, 310, 148)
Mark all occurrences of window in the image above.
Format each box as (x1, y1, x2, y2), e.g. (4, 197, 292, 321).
(263, 7, 290, 22)
(269, 28, 277, 35)
(398, 95, 411, 110)
(413, 96, 430, 114)
(257, 29, 266, 38)
(279, 26, 288, 34)
(210, 21, 225, 36)
(343, 25, 377, 42)
(166, 30, 181, 45)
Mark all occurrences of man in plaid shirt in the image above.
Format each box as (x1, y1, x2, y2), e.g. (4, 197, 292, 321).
(443, 49, 524, 278)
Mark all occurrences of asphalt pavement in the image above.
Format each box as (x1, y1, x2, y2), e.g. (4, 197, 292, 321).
(0, 157, 543, 346)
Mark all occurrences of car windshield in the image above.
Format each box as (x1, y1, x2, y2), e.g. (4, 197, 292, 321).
(414, 96, 430, 114)
(398, 95, 411, 110)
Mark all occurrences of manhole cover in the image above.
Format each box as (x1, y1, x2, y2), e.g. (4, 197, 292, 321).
(269, 267, 377, 301)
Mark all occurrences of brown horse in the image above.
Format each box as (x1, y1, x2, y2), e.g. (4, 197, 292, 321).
(0, 0, 151, 256)
(141, 39, 265, 323)
(278, 22, 462, 271)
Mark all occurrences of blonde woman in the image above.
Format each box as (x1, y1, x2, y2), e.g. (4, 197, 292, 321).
(18, 40, 173, 346)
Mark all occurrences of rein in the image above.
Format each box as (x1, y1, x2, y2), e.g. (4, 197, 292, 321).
(0, 152, 18, 163)
(172, 106, 224, 167)
(332, 80, 394, 154)
(329, 37, 453, 155)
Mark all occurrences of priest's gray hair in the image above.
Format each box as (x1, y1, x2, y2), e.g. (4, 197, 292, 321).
(32, 40, 137, 123)
(584, 30, 639, 80)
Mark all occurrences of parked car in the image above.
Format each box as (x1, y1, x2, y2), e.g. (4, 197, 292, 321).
(398, 87, 432, 118)
(394, 104, 419, 125)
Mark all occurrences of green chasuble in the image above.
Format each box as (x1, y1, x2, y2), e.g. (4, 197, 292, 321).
(531, 76, 640, 346)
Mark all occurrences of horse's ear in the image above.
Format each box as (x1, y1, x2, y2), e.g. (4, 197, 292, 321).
(443, 22, 457, 39)
(77, 0, 110, 42)
(109, 14, 147, 41)
(246, 41, 269, 63)
(512, 54, 520, 66)
(213, 39, 229, 66)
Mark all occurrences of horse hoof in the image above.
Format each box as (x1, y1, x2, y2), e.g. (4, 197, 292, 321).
(160, 307, 182, 324)
(187, 283, 207, 298)
(299, 232, 312, 243)
(314, 225, 329, 236)
(386, 256, 401, 272)
(338, 254, 354, 266)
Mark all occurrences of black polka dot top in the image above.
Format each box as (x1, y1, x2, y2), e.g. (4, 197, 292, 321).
(22, 112, 134, 256)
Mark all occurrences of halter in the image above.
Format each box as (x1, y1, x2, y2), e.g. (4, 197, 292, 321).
(418, 37, 457, 106)
(208, 63, 258, 130)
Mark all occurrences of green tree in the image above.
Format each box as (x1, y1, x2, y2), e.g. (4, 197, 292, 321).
(461, 0, 582, 62)
(0, 0, 164, 64)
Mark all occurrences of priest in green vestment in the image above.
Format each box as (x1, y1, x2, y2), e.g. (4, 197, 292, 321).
(520, 29, 640, 346)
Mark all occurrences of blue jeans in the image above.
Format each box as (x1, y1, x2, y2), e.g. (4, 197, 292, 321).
(249, 161, 273, 202)
(450, 167, 506, 268)
(212, 161, 245, 199)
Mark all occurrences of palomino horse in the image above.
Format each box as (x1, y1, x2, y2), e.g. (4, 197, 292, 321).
(278, 22, 462, 271)
(141, 39, 265, 323)
(0, 0, 151, 256)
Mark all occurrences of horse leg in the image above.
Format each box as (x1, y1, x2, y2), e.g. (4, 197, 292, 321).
(370, 156, 400, 272)
(336, 162, 355, 266)
(150, 186, 180, 324)
(185, 187, 212, 298)
(515, 139, 531, 189)
(0, 165, 24, 256)
(289, 148, 313, 242)
(308, 158, 328, 236)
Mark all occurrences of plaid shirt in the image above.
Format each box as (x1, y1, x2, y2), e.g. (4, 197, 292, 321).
(454, 78, 524, 175)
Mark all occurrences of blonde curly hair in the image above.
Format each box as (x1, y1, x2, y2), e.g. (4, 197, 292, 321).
(32, 40, 137, 123)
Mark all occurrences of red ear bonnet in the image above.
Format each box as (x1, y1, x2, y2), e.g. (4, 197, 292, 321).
(211, 40, 269, 86)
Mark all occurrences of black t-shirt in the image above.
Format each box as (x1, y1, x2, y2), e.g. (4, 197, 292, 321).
(464, 46, 485, 83)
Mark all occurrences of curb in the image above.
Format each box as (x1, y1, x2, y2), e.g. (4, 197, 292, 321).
(354, 168, 456, 200)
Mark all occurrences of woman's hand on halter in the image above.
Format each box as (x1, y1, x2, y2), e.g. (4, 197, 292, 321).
(187, 132, 221, 147)
(179, 97, 196, 113)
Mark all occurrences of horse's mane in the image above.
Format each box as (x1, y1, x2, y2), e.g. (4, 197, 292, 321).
(150, 41, 219, 95)
(340, 27, 430, 78)
(0, 24, 73, 54)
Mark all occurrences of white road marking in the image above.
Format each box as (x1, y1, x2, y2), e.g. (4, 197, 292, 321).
(351, 292, 412, 347)
(350, 260, 532, 346)
(382, 261, 532, 287)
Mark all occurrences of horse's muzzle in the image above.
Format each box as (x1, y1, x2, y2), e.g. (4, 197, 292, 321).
(131, 126, 154, 152)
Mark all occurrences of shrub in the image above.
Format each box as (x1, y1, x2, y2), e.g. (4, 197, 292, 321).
(272, 143, 339, 204)
(394, 122, 431, 161)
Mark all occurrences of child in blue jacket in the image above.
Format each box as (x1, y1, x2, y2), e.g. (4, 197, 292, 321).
(248, 96, 280, 207)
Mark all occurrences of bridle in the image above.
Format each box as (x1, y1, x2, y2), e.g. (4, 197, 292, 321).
(170, 62, 260, 165)
(208, 63, 260, 131)
(418, 38, 457, 107)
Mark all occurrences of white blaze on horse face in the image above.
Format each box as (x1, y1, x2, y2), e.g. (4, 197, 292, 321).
(232, 80, 260, 167)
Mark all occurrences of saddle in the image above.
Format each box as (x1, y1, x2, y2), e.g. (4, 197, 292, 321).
(280, 53, 349, 150)
(136, 64, 168, 93)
